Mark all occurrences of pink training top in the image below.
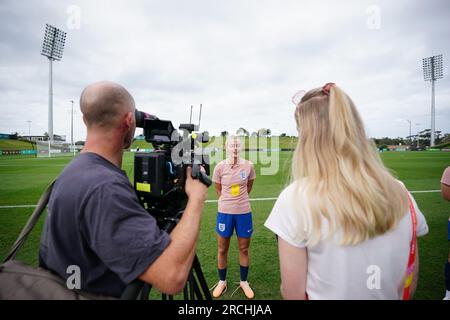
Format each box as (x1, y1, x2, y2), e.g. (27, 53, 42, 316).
(212, 159, 256, 214)
(441, 166, 450, 186)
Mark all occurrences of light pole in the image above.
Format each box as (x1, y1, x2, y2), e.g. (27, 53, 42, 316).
(41, 24, 66, 156)
(422, 54, 443, 147)
(404, 119, 411, 146)
(27, 120, 32, 137)
(415, 123, 421, 148)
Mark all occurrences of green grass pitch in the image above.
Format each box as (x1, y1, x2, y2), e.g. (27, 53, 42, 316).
(0, 151, 449, 300)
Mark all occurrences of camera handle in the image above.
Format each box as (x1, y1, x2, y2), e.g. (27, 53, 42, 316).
(191, 164, 212, 187)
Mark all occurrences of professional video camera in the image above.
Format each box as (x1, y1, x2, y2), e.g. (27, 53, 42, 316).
(121, 106, 212, 300)
(133, 108, 211, 221)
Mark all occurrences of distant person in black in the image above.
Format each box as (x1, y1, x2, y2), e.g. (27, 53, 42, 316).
(39, 81, 207, 298)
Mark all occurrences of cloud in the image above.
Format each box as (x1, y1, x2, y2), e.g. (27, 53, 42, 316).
(0, 0, 449, 141)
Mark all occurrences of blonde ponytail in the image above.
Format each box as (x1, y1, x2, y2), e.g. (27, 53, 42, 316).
(292, 84, 409, 246)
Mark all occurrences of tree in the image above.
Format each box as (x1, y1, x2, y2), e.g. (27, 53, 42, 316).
(372, 137, 407, 148)
(280, 133, 287, 137)
(416, 129, 443, 148)
(220, 131, 229, 137)
(435, 131, 442, 144)
(441, 133, 450, 144)
(257, 128, 269, 137)
(236, 127, 249, 137)
(371, 130, 448, 149)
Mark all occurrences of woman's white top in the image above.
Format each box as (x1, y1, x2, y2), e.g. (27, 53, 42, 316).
(264, 180, 429, 300)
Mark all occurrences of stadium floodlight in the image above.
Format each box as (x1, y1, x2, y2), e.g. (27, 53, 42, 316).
(40, 24, 67, 153)
(422, 54, 443, 147)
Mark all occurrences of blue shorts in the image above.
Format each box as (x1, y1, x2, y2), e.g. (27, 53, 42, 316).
(216, 212, 253, 238)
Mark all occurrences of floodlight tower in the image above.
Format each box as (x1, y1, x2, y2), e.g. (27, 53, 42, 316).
(40, 24, 67, 144)
(422, 54, 443, 147)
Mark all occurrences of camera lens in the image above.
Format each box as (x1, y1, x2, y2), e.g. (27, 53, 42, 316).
(135, 110, 145, 128)
(135, 109, 158, 128)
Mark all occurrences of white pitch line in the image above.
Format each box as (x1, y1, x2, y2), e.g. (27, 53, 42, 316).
(206, 189, 441, 203)
(0, 205, 37, 209)
(0, 190, 441, 209)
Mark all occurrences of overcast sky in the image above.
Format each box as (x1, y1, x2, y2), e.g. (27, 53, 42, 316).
(0, 0, 449, 141)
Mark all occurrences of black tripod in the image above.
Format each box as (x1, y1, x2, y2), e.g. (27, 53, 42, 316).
(120, 210, 212, 300)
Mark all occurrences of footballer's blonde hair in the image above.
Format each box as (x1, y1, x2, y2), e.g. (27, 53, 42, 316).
(292, 84, 408, 246)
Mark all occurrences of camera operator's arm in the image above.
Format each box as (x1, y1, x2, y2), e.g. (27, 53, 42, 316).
(138, 167, 207, 295)
(215, 183, 221, 197)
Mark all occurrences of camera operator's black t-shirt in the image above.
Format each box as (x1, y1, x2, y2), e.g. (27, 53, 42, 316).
(39, 152, 170, 298)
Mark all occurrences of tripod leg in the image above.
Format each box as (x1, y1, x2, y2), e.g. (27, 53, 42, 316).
(188, 272, 195, 300)
(183, 286, 188, 300)
(192, 254, 212, 300)
(190, 274, 204, 300)
(140, 284, 151, 300)
(120, 280, 145, 300)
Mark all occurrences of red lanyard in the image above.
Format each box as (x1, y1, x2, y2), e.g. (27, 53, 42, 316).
(402, 194, 417, 300)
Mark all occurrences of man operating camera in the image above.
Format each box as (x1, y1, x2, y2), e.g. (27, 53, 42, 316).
(39, 81, 208, 298)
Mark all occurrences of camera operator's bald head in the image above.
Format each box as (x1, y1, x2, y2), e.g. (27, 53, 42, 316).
(80, 81, 135, 129)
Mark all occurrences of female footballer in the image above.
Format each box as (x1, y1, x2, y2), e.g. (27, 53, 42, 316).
(211, 136, 256, 299)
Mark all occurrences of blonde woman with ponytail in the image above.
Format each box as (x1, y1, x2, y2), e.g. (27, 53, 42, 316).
(264, 83, 429, 300)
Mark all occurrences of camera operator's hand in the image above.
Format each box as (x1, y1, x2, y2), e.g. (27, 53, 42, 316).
(185, 166, 208, 203)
